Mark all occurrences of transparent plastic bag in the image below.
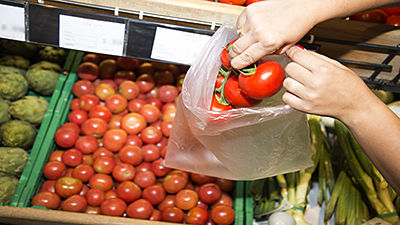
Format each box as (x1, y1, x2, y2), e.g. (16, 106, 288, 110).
(163, 25, 313, 180)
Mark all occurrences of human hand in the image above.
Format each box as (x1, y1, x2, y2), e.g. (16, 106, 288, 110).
(229, 0, 321, 69)
(282, 46, 377, 123)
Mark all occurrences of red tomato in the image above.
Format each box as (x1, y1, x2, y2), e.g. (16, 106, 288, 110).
(55, 177, 83, 198)
(95, 79, 118, 91)
(142, 144, 160, 162)
(102, 129, 128, 152)
(43, 161, 66, 181)
(85, 188, 105, 206)
(70, 98, 80, 111)
(61, 194, 87, 212)
(83, 53, 101, 64)
(94, 83, 115, 101)
(121, 113, 147, 135)
(117, 56, 140, 70)
(386, 15, 400, 26)
(154, 70, 175, 86)
(158, 195, 176, 211)
(147, 98, 163, 110)
(161, 207, 185, 223)
(105, 94, 128, 114)
(160, 120, 173, 137)
(105, 189, 118, 200)
(214, 74, 225, 90)
(64, 168, 74, 177)
(137, 62, 155, 75)
(79, 94, 100, 111)
(186, 207, 209, 225)
(151, 159, 172, 177)
(127, 98, 146, 112)
(142, 184, 166, 205)
(210, 93, 235, 112)
(85, 206, 101, 215)
(89, 174, 113, 192)
(175, 189, 199, 211)
(136, 162, 152, 173)
(160, 145, 168, 159)
(112, 163, 135, 182)
(72, 164, 95, 183)
(238, 60, 285, 99)
(224, 75, 261, 107)
(134, 171, 157, 189)
(218, 0, 245, 5)
(79, 184, 89, 197)
(212, 193, 233, 208)
(140, 126, 163, 144)
(198, 183, 222, 205)
(93, 156, 116, 174)
(82, 154, 94, 166)
(163, 173, 188, 194)
(92, 147, 113, 159)
(190, 173, 215, 185)
(136, 74, 156, 93)
(31, 192, 61, 209)
(125, 134, 143, 147)
(215, 178, 235, 192)
(211, 205, 235, 225)
(126, 199, 154, 219)
(157, 85, 179, 103)
(68, 110, 88, 125)
(108, 115, 123, 129)
(220, 39, 237, 69)
(119, 80, 140, 100)
(88, 105, 112, 122)
(75, 135, 98, 154)
(80, 118, 108, 138)
(100, 198, 127, 217)
(350, 9, 387, 24)
(39, 180, 57, 193)
(62, 148, 83, 167)
(49, 150, 63, 162)
(156, 136, 169, 150)
(118, 145, 143, 165)
(99, 59, 118, 79)
(381, 7, 400, 16)
(150, 209, 162, 221)
(77, 62, 99, 81)
(140, 104, 161, 123)
(55, 127, 79, 149)
(116, 181, 141, 203)
(72, 80, 95, 97)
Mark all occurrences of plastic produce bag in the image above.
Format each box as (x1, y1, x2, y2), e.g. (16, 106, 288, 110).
(164, 25, 313, 180)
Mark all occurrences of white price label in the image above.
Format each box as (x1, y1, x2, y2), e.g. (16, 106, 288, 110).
(59, 15, 125, 55)
(151, 27, 211, 65)
(0, 4, 25, 41)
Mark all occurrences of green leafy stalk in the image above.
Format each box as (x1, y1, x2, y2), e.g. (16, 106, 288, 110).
(292, 169, 312, 225)
(276, 174, 288, 201)
(335, 120, 390, 217)
(325, 171, 346, 222)
(335, 173, 351, 225)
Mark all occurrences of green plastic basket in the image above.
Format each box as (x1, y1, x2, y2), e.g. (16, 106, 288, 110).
(7, 50, 77, 207)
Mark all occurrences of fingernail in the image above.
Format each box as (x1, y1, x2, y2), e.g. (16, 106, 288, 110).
(296, 44, 305, 50)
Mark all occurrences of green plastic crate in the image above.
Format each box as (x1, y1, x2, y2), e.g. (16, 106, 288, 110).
(244, 181, 254, 225)
(6, 50, 77, 207)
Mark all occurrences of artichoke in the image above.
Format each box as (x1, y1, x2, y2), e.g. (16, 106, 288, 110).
(0, 174, 18, 205)
(0, 65, 26, 76)
(1, 39, 38, 59)
(8, 96, 49, 125)
(25, 69, 60, 96)
(0, 55, 30, 69)
(29, 61, 62, 73)
(0, 99, 10, 125)
(39, 46, 67, 65)
(0, 147, 28, 176)
(0, 120, 36, 149)
(0, 73, 28, 101)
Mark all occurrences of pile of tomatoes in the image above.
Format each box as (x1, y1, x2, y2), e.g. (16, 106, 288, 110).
(210, 39, 285, 111)
(31, 54, 236, 225)
(350, 7, 400, 26)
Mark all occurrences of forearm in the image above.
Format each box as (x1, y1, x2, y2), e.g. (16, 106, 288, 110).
(342, 96, 400, 194)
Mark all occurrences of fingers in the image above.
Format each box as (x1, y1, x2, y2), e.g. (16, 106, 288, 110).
(282, 77, 307, 99)
(285, 46, 328, 72)
(230, 41, 279, 69)
(285, 61, 313, 86)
